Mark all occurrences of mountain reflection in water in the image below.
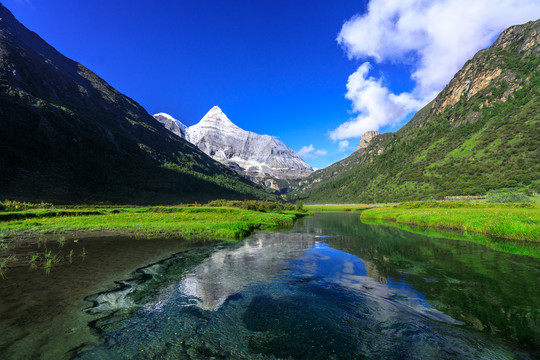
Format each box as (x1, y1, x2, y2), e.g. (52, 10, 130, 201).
(79, 213, 540, 360)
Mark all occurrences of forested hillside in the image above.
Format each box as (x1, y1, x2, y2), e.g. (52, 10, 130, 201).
(293, 19, 539, 203)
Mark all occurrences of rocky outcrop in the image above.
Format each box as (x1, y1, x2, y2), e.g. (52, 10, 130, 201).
(154, 106, 313, 192)
(492, 20, 540, 56)
(357, 130, 380, 151)
(433, 20, 540, 115)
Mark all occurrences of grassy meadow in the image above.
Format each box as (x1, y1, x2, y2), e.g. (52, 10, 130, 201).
(361, 218, 540, 258)
(0, 201, 305, 241)
(0, 200, 307, 278)
(360, 201, 539, 242)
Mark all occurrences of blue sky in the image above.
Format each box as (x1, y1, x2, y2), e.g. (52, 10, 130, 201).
(3, 0, 539, 169)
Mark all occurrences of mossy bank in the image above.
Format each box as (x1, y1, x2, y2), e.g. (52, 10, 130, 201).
(361, 201, 539, 241)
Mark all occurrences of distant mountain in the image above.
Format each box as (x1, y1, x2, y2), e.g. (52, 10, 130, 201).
(154, 112, 187, 139)
(292, 19, 540, 203)
(0, 4, 275, 204)
(154, 106, 313, 193)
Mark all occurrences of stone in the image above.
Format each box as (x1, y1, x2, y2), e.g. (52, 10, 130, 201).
(357, 130, 380, 151)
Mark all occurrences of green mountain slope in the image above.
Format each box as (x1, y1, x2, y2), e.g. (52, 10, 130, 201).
(293, 19, 540, 204)
(0, 5, 274, 204)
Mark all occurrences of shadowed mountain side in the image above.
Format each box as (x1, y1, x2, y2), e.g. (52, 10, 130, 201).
(0, 5, 274, 204)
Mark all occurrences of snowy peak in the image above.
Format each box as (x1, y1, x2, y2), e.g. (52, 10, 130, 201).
(153, 112, 187, 138)
(198, 105, 237, 128)
(154, 106, 313, 192)
(204, 105, 225, 119)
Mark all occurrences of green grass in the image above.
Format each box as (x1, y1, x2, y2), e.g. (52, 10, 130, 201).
(0, 206, 304, 240)
(361, 218, 540, 258)
(361, 201, 539, 242)
(0, 209, 109, 222)
(0, 200, 54, 212)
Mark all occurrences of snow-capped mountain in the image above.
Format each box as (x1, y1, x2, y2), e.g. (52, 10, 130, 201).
(153, 106, 313, 192)
(153, 112, 188, 138)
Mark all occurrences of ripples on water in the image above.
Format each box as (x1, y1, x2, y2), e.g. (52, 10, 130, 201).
(79, 213, 540, 359)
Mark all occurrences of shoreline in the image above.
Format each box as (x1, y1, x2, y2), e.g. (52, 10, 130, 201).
(0, 233, 219, 359)
(360, 201, 539, 257)
(361, 218, 540, 258)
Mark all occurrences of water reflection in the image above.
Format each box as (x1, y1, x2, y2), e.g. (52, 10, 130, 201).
(79, 213, 540, 359)
(298, 213, 540, 353)
(290, 242, 463, 325)
(150, 234, 316, 311)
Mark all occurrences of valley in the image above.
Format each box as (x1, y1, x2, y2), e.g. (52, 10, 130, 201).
(0, 2, 538, 360)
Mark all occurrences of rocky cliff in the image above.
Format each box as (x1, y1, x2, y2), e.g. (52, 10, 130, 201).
(154, 106, 313, 193)
(357, 130, 380, 151)
(291, 19, 540, 203)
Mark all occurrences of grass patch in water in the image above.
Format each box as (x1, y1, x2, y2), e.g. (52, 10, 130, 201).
(28, 252, 40, 269)
(42, 250, 62, 275)
(361, 201, 539, 244)
(0, 254, 16, 279)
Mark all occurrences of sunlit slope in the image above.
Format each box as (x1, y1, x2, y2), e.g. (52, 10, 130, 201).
(295, 19, 539, 203)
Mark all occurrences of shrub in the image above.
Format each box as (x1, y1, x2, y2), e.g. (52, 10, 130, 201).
(487, 192, 530, 203)
(0, 200, 54, 212)
(206, 199, 295, 212)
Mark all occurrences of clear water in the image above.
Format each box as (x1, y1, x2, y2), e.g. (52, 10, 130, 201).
(78, 213, 540, 359)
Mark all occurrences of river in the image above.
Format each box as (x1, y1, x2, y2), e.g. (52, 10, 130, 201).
(1, 213, 539, 359)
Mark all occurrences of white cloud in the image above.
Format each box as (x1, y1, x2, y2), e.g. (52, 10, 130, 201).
(298, 144, 328, 159)
(338, 140, 350, 152)
(297, 144, 315, 158)
(330, 62, 422, 140)
(331, 0, 540, 140)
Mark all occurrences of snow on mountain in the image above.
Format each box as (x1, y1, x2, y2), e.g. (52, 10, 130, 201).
(153, 112, 187, 138)
(153, 106, 313, 191)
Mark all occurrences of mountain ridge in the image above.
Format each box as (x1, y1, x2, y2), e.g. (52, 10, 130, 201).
(291, 19, 540, 203)
(154, 106, 313, 193)
(0, 4, 274, 204)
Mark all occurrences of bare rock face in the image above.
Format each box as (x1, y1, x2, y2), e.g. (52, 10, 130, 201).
(154, 106, 313, 190)
(433, 19, 540, 115)
(357, 130, 380, 151)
